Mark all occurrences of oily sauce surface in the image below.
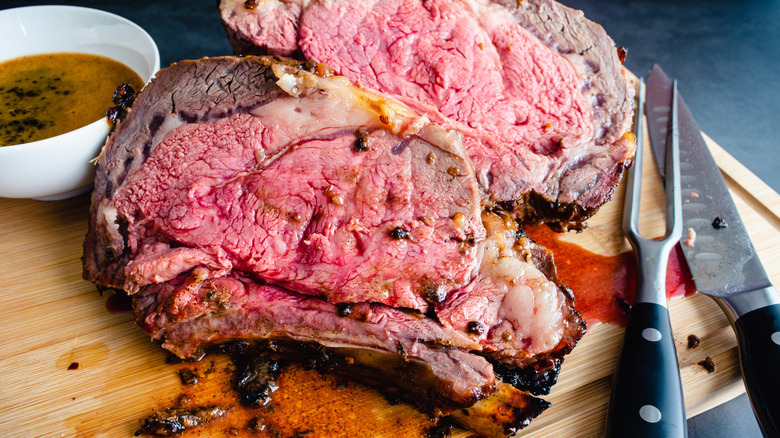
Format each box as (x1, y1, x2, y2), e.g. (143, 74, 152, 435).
(135, 354, 442, 438)
(0, 52, 144, 146)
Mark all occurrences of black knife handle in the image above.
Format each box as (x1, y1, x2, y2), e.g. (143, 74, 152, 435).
(606, 302, 688, 438)
(734, 303, 780, 438)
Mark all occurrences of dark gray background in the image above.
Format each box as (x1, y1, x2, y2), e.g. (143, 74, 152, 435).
(3, 0, 775, 436)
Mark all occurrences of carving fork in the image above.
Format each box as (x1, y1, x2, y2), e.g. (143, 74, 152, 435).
(605, 79, 687, 438)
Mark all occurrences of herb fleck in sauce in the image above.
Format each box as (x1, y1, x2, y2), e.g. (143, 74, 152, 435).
(0, 52, 144, 146)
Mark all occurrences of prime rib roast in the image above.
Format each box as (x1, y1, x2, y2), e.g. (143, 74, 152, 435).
(220, 0, 636, 232)
(83, 56, 586, 436)
(84, 0, 635, 435)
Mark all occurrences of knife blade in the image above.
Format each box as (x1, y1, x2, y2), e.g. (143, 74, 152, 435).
(646, 64, 780, 437)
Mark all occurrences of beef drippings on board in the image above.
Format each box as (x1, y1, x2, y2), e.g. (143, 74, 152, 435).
(105, 289, 133, 314)
(136, 346, 449, 437)
(523, 225, 697, 326)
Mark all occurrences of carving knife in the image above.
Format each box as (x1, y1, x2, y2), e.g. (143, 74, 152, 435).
(646, 64, 780, 437)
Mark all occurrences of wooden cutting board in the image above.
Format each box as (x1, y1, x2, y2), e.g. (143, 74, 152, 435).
(1, 129, 779, 437)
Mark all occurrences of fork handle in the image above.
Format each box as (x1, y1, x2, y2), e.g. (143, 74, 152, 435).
(606, 302, 688, 438)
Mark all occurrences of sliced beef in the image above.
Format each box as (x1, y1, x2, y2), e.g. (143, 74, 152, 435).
(83, 56, 584, 437)
(131, 265, 556, 434)
(84, 56, 484, 312)
(220, 0, 635, 231)
(134, 276, 494, 409)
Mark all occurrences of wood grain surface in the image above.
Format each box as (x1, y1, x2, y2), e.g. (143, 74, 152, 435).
(1, 125, 778, 436)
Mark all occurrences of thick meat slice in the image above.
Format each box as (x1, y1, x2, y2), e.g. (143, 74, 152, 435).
(220, 0, 635, 230)
(134, 275, 493, 408)
(84, 56, 483, 312)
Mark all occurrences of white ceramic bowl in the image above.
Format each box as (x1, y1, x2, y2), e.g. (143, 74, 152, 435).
(0, 6, 160, 200)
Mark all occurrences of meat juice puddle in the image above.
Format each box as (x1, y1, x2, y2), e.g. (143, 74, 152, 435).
(105, 290, 133, 313)
(136, 354, 445, 438)
(523, 224, 697, 327)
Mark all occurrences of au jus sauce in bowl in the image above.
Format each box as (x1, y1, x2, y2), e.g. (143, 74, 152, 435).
(0, 52, 145, 146)
(0, 5, 159, 200)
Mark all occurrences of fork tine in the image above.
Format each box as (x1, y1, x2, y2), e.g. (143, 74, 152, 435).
(665, 80, 683, 241)
(623, 78, 682, 243)
(622, 78, 644, 238)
